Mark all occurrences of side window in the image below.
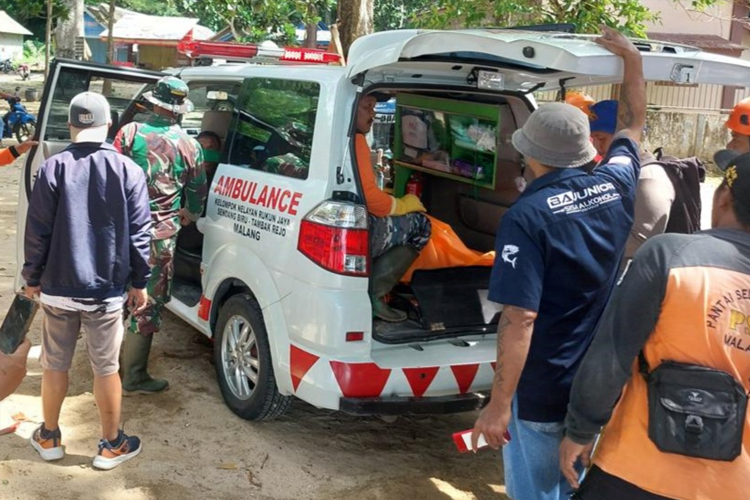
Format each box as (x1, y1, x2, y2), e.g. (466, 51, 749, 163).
(182, 82, 242, 138)
(227, 78, 319, 180)
(44, 67, 155, 141)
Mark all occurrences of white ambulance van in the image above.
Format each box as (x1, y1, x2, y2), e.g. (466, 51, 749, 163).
(18, 29, 750, 420)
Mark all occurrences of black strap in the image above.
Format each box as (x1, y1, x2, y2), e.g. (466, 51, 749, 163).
(640, 350, 750, 396)
(8, 145, 19, 158)
(638, 350, 650, 379)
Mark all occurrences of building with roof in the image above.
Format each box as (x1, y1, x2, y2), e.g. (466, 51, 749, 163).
(84, 5, 140, 64)
(646, 32, 744, 58)
(0, 11, 33, 61)
(641, 0, 749, 109)
(98, 13, 214, 69)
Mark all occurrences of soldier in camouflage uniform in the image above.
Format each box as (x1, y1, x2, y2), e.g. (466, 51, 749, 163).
(114, 76, 207, 394)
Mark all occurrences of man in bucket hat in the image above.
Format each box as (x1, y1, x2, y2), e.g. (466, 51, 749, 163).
(472, 26, 646, 500)
(114, 76, 207, 394)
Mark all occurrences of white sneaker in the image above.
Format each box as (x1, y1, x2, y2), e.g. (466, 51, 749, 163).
(30, 425, 65, 461)
(92, 431, 142, 470)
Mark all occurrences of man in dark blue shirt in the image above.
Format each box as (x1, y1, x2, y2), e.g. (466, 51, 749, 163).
(471, 27, 647, 500)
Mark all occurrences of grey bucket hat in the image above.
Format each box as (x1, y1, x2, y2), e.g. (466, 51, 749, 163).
(511, 102, 598, 168)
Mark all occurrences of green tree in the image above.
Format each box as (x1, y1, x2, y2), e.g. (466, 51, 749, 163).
(174, 0, 297, 43)
(374, 0, 430, 31)
(114, 0, 181, 16)
(0, 0, 68, 40)
(407, 0, 720, 38)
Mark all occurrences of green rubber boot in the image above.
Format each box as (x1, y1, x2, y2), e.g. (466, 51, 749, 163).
(370, 246, 419, 323)
(121, 330, 169, 395)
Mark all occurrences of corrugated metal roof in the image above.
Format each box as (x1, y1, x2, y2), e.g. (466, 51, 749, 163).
(99, 13, 214, 42)
(0, 11, 33, 36)
(647, 32, 744, 52)
(85, 4, 139, 27)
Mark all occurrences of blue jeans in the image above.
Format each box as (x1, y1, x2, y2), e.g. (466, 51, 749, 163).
(503, 397, 582, 500)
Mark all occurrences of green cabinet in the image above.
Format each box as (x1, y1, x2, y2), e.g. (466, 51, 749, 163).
(393, 93, 500, 196)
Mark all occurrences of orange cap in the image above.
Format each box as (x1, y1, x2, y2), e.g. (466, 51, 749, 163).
(565, 91, 595, 116)
(726, 97, 750, 136)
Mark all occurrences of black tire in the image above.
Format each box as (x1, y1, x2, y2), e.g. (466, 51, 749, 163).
(14, 120, 35, 143)
(213, 293, 291, 420)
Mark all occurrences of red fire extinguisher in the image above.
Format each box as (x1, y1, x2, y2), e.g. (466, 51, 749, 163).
(405, 172, 423, 198)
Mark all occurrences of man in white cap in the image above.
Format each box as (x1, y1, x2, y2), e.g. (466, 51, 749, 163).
(471, 26, 646, 500)
(23, 91, 152, 469)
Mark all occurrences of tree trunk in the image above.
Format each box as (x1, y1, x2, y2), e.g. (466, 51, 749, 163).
(102, 0, 116, 96)
(336, 0, 374, 56)
(304, 1, 318, 49)
(45, 0, 52, 79)
(106, 0, 116, 64)
(55, 0, 84, 60)
(305, 23, 318, 49)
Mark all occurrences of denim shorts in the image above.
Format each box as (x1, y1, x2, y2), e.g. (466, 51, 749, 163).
(502, 397, 582, 500)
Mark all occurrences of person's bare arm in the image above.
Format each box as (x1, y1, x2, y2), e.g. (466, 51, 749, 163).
(14, 140, 38, 156)
(471, 305, 537, 449)
(596, 26, 646, 145)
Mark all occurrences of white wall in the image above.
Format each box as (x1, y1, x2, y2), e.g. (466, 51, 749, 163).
(0, 34, 24, 61)
(642, 0, 733, 38)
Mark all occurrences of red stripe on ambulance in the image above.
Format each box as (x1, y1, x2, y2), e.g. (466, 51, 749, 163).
(289, 345, 320, 392)
(402, 367, 439, 397)
(450, 364, 480, 394)
(330, 361, 391, 398)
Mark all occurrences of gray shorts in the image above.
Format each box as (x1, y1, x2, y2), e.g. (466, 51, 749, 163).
(40, 304, 124, 377)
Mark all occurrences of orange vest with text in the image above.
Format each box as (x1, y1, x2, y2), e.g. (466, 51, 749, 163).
(594, 264, 750, 500)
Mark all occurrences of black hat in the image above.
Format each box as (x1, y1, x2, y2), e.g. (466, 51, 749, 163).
(369, 91, 392, 102)
(713, 149, 750, 215)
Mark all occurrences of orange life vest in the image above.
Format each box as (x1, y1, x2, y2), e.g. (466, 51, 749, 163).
(594, 266, 750, 500)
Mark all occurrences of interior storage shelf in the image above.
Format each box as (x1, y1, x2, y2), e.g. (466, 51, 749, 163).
(393, 93, 501, 194)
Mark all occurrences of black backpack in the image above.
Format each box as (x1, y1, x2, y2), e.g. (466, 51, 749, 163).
(643, 148, 706, 234)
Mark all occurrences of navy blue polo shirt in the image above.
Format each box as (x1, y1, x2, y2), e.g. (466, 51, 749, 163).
(488, 136, 640, 422)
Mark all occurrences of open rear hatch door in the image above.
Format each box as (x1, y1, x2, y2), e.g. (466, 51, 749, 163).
(351, 29, 750, 344)
(346, 29, 750, 91)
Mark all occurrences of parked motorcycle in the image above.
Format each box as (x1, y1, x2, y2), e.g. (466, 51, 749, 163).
(1, 95, 36, 143)
(0, 59, 14, 74)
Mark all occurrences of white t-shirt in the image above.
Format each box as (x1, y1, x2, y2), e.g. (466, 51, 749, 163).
(40, 293, 126, 313)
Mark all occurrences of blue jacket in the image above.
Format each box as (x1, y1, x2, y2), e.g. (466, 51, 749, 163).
(23, 142, 151, 298)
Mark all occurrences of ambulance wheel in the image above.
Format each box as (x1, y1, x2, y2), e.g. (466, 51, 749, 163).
(214, 293, 291, 420)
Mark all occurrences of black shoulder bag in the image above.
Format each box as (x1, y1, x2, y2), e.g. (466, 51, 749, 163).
(639, 352, 748, 461)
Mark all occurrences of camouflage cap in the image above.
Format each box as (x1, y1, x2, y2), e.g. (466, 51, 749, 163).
(143, 76, 194, 115)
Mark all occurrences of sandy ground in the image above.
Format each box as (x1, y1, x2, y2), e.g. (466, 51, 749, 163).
(0, 72, 505, 500)
(0, 72, 723, 500)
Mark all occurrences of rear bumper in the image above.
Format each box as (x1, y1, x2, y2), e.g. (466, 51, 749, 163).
(339, 391, 489, 416)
